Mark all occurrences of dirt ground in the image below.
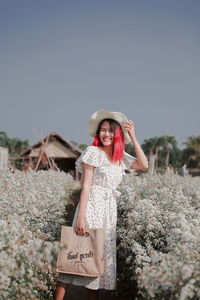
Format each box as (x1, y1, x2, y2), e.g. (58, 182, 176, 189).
(63, 285, 133, 300)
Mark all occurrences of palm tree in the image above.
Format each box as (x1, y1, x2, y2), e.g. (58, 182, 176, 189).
(142, 137, 159, 174)
(125, 143, 136, 156)
(182, 135, 200, 168)
(159, 135, 178, 168)
(154, 137, 164, 170)
(142, 137, 156, 159)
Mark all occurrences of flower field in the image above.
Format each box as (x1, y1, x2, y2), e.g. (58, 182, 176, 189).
(0, 168, 74, 299)
(117, 173, 200, 299)
(1, 168, 200, 299)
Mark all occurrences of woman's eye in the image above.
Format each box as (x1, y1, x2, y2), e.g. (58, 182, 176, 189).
(100, 128, 113, 133)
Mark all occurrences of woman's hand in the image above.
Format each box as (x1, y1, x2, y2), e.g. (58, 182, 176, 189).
(75, 215, 86, 235)
(124, 120, 148, 170)
(124, 120, 136, 141)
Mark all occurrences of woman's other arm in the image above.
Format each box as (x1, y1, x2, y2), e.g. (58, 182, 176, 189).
(75, 163, 94, 235)
(124, 120, 148, 171)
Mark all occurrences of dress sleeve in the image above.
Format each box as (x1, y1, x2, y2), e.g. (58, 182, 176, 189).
(75, 146, 101, 173)
(122, 151, 136, 170)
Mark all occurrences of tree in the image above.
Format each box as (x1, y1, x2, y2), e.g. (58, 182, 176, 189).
(70, 140, 79, 147)
(159, 135, 178, 168)
(70, 141, 88, 151)
(125, 143, 136, 157)
(0, 131, 29, 157)
(142, 137, 156, 159)
(0, 131, 9, 148)
(79, 144, 88, 151)
(169, 147, 182, 169)
(142, 137, 161, 174)
(182, 135, 200, 168)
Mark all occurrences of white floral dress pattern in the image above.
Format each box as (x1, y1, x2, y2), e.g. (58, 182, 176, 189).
(57, 146, 136, 290)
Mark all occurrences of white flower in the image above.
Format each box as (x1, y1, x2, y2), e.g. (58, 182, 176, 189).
(182, 265, 193, 280)
(0, 169, 74, 298)
(117, 173, 200, 299)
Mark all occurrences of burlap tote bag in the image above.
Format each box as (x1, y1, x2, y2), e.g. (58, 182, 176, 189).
(56, 226, 104, 277)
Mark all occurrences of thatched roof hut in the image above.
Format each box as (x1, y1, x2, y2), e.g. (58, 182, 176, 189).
(19, 132, 82, 178)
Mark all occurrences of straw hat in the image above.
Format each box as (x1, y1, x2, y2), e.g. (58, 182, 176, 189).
(88, 109, 131, 144)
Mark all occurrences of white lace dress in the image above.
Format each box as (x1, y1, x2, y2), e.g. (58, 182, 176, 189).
(57, 145, 136, 290)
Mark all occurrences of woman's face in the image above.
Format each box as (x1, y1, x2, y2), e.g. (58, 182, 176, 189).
(99, 121, 114, 147)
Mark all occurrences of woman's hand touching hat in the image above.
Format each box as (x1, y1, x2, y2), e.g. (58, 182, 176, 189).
(124, 120, 136, 141)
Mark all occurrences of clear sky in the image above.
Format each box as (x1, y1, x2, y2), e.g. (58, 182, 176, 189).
(0, 0, 199, 149)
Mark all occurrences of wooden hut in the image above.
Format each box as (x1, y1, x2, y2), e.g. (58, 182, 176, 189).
(19, 132, 82, 179)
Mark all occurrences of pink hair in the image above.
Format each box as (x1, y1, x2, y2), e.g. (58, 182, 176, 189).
(92, 123, 125, 162)
(92, 134, 100, 147)
(112, 126, 125, 162)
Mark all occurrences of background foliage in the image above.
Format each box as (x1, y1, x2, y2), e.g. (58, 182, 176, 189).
(1, 132, 199, 170)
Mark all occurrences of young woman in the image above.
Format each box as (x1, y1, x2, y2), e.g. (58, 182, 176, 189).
(55, 109, 148, 300)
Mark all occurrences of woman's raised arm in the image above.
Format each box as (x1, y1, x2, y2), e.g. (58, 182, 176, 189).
(124, 120, 148, 171)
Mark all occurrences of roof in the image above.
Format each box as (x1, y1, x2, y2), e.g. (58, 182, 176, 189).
(20, 132, 82, 159)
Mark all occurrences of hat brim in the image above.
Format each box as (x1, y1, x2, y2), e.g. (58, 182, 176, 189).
(88, 109, 131, 144)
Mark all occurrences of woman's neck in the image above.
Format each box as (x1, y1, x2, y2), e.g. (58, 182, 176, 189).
(100, 145, 113, 157)
(98, 145, 120, 166)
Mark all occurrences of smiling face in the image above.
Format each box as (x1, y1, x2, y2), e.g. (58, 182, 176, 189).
(99, 121, 114, 147)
